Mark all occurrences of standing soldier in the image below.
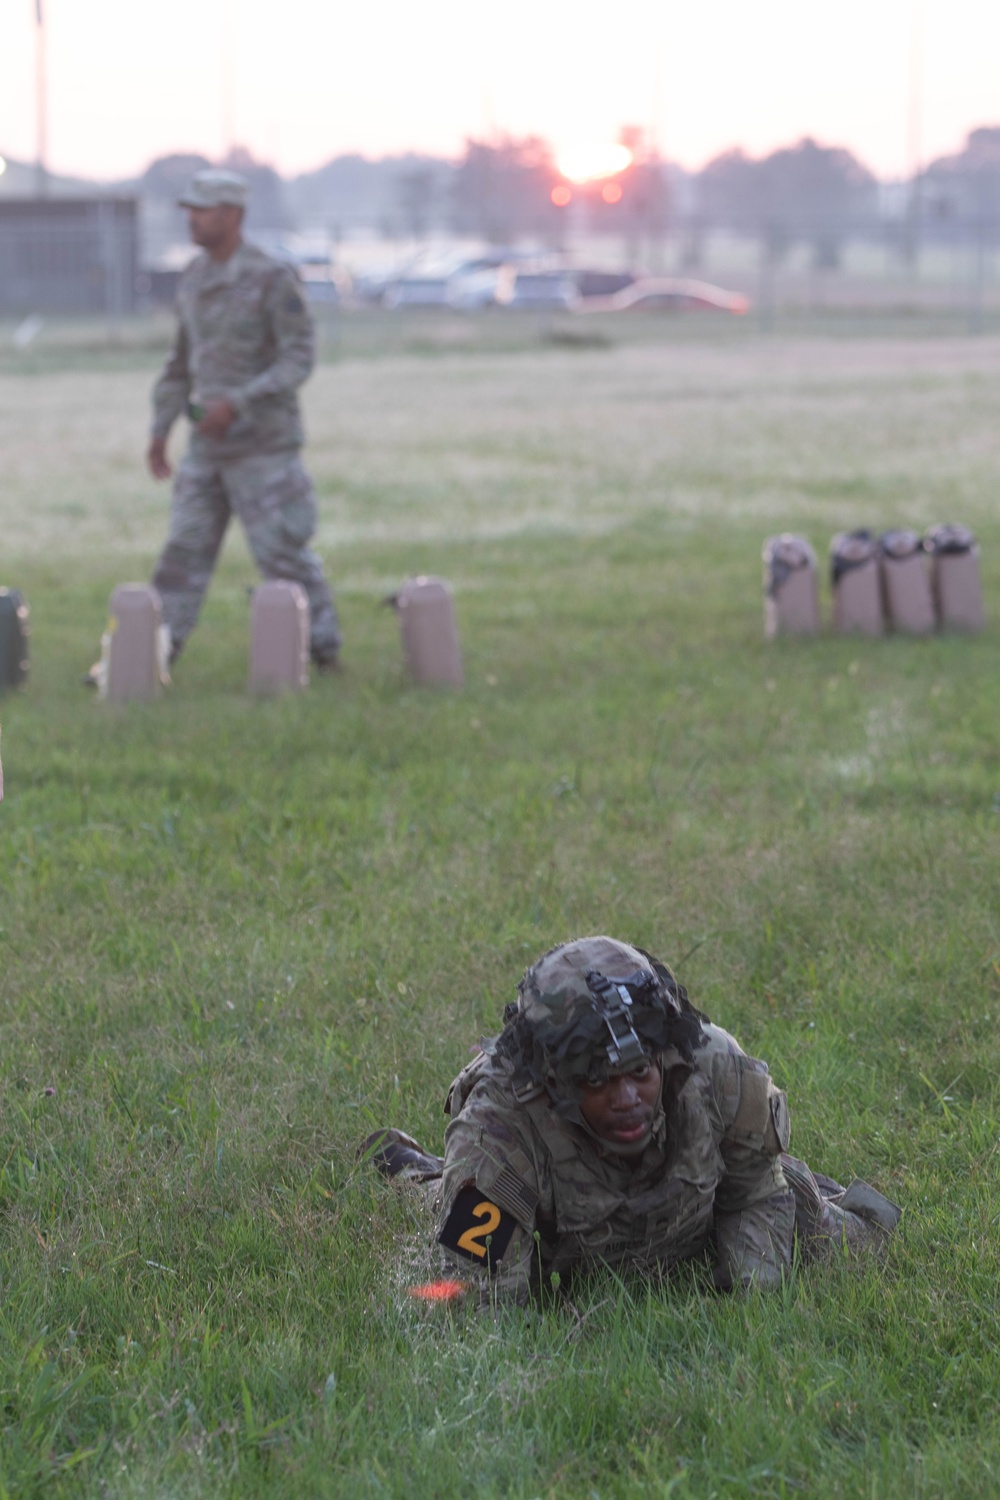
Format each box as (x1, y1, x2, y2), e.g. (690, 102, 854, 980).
(143, 167, 341, 672)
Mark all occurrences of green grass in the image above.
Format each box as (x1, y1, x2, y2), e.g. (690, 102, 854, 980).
(1, 317, 999, 1496)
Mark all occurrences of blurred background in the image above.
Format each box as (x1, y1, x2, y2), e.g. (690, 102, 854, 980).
(4, 0, 1000, 329)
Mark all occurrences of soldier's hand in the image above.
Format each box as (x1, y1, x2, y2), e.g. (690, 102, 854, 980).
(197, 397, 237, 439)
(147, 435, 173, 480)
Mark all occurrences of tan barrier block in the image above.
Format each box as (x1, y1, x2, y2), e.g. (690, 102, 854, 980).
(391, 576, 464, 688)
(925, 524, 984, 632)
(102, 584, 167, 702)
(249, 580, 310, 694)
(762, 535, 819, 638)
(0, 588, 29, 691)
(830, 530, 883, 635)
(878, 529, 935, 635)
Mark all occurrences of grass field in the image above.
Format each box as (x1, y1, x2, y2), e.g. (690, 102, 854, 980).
(1, 311, 999, 1497)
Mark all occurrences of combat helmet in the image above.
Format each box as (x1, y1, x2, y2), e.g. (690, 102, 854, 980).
(492, 936, 708, 1115)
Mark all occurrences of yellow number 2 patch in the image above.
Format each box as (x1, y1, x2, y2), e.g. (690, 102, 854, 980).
(457, 1200, 501, 1256)
(438, 1186, 517, 1270)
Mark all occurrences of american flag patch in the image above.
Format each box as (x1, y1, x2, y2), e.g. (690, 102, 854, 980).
(490, 1163, 539, 1225)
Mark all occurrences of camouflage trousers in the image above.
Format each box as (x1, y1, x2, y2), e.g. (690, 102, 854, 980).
(151, 450, 342, 660)
(781, 1153, 900, 1256)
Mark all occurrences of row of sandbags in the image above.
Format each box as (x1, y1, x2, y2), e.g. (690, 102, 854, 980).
(9, 573, 464, 702)
(0, 576, 465, 701)
(763, 525, 984, 638)
(91, 578, 464, 700)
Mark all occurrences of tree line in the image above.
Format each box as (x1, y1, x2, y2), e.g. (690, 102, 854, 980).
(136, 127, 1000, 264)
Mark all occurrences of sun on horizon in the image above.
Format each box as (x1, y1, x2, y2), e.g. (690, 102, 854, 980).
(555, 142, 633, 183)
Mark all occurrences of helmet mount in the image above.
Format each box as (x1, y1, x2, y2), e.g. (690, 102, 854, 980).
(583, 969, 657, 1076)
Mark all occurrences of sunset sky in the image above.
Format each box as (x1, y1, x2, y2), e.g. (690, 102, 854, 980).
(1, 0, 997, 181)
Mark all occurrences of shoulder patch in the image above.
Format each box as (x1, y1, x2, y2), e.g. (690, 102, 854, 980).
(729, 1064, 788, 1154)
(732, 1067, 772, 1136)
(438, 1186, 518, 1270)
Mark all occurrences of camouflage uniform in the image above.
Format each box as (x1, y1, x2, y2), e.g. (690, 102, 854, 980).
(367, 937, 900, 1305)
(150, 241, 341, 661)
(439, 1008, 794, 1302)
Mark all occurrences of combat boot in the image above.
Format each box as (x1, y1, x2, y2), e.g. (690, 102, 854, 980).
(782, 1153, 901, 1257)
(360, 1128, 444, 1182)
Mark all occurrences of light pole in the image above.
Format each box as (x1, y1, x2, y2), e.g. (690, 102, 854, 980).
(220, 0, 234, 157)
(904, 0, 923, 268)
(35, 0, 48, 196)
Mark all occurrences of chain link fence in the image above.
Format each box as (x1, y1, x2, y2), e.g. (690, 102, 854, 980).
(0, 198, 138, 317)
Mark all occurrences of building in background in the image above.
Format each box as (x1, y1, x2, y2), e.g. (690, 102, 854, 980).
(0, 196, 138, 316)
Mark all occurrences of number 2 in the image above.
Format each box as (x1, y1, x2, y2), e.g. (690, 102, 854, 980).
(456, 1199, 502, 1258)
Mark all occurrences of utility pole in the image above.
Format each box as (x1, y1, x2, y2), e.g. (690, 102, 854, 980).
(904, 0, 923, 268)
(221, 0, 235, 158)
(35, 0, 49, 196)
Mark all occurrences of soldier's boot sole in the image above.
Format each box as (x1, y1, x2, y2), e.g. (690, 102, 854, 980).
(359, 1127, 444, 1182)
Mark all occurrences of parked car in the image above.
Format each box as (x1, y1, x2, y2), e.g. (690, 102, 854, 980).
(383, 253, 548, 311)
(245, 231, 349, 304)
(300, 265, 351, 305)
(582, 276, 750, 314)
(447, 258, 519, 309)
(506, 271, 580, 311)
(383, 277, 453, 309)
(572, 269, 636, 297)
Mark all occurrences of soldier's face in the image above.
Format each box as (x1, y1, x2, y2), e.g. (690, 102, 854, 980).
(579, 1060, 661, 1152)
(187, 204, 242, 251)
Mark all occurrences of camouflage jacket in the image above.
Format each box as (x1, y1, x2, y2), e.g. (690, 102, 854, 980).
(151, 242, 314, 461)
(437, 1023, 794, 1303)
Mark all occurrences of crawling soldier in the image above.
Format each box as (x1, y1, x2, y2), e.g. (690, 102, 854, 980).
(364, 936, 900, 1303)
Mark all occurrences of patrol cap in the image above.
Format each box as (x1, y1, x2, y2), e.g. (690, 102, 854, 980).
(178, 168, 249, 209)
